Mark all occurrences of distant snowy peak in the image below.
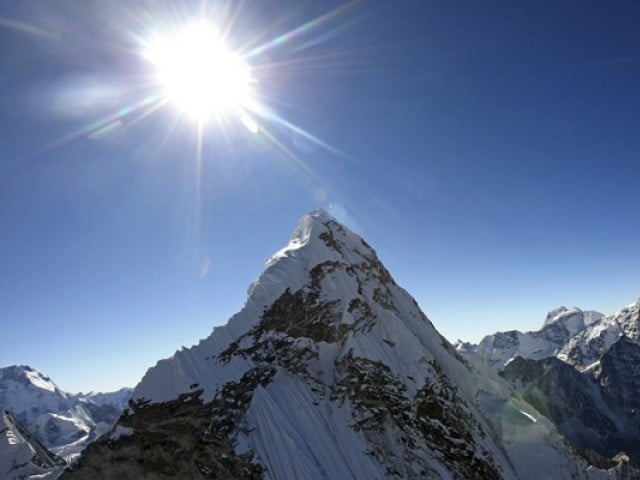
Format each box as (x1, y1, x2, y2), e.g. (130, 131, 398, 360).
(611, 297, 640, 339)
(474, 307, 609, 371)
(453, 339, 477, 353)
(475, 298, 640, 371)
(0, 365, 132, 466)
(584, 309, 606, 326)
(543, 306, 570, 325)
(558, 299, 640, 368)
(0, 366, 71, 427)
(542, 305, 604, 333)
(0, 365, 65, 397)
(0, 365, 132, 427)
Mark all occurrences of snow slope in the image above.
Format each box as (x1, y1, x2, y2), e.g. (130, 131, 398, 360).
(0, 410, 65, 480)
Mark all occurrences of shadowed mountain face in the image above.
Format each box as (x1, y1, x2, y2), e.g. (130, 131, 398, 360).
(62, 211, 626, 480)
(500, 356, 617, 460)
(596, 337, 640, 414)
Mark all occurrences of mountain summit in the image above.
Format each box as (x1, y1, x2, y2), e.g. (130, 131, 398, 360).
(63, 211, 626, 479)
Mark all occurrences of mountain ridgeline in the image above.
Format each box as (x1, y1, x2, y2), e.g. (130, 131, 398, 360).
(60, 210, 635, 479)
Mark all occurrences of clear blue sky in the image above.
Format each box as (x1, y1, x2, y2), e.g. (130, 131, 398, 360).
(1, 1, 640, 393)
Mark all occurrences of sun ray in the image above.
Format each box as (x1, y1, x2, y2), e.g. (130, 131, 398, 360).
(256, 124, 346, 216)
(43, 94, 167, 151)
(194, 118, 204, 239)
(144, 113, 185, 166)
(258, 125, 325, 185)
(245, 2, 357, 59)
(250, 40, 399, 75)
(0, 16, 60, 40)
(239, 112, 259, 134)
(245, 100, 345, 159)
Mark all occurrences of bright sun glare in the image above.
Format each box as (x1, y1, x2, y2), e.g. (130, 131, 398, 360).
(143, 21, 253, 123)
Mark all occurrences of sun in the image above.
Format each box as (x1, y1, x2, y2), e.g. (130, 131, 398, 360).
(143, 21, 253, 123)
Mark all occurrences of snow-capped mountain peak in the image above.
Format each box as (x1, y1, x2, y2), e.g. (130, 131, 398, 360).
(61, 211, 626, 480)
(266, 208, 335, 263)
(473, 296, 639, 380)
(543, 306, 570, 325)
(475, 305, 609, 371)
(556, 297, 640, 368)
(133, 209, 417, 404)
(0, 365, 65, 397)
(0, 366, 70, 427)
(542, 306, 603, 336)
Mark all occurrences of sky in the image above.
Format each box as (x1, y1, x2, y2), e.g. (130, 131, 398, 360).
(1, 0, 640, 393)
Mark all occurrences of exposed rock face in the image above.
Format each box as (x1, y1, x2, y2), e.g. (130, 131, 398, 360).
(62, 211, 626, 479)
(597, 337, 640, 411)
(593, 337, 640, 459)
(62, 391, 264, 480)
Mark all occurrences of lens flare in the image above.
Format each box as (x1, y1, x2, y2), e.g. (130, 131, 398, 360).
(143, 21, 253, 123)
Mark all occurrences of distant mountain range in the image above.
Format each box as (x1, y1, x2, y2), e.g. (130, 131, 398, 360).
(462, 299, 640, 466)
(58, 210, 637, 479)
(0, 365, 131, 479)
(472, 302, 640, 371)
